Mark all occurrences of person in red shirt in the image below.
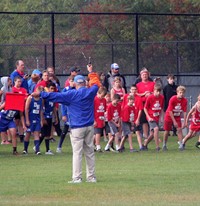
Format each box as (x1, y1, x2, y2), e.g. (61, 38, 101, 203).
(64, 67, 80, 87)
(104, 94, 121, 151)
(181, 94, 200, 149)
(136, 68, 155, 140)
(143, 85, 164, 151)
(163, 86, 187, 151)
(12, 76, 28, 94)
(94, 87, 107, 152)
(119, 95, 142, 152)
(34, 70, 51, 91)
(110, 76, 125, 102)
(120, 84, 144, 151)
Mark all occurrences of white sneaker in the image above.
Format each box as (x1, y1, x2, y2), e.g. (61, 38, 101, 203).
(86, 177, 97, 183)
(56, 148, 62, 153)
(45, 150, 54, 155)
(68, 179, 82, 184)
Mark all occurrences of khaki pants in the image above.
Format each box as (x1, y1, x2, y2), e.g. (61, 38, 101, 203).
(70, 125, 95, 180)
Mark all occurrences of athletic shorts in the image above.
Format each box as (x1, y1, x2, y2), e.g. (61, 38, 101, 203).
(164, 119, 181, 131)
(140, 110, 148, 124)
(41, 118, 52, 137)
(26, 122, 41, 133)
(122, 122, 132, 137)
(0, 120, 16, 132)
(148, 121, 159, 131)
(108, 122, 119, 135)
(94, 127, 104, 135)
(134, 124, 142, 132)
(190, 123, 200, 132)
(105, 122, 110, 134)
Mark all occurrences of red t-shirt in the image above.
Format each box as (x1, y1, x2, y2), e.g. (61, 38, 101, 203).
(121, 93, 143, 110)
(34, 80, 49, 91)
(165, 95, 187, 122)
(136, 81, 155, 102)
(121, 104, 136, 123)
(112, 88, 124, 100)
(107, 102, 121, 123)
(12, 86, 27, 94)
(144, 94, 164, 123)
(94, 96, 107, 128)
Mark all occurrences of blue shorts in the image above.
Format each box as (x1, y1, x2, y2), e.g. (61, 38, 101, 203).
(0, 119, 16, 132)
(26, 122, 41, 133)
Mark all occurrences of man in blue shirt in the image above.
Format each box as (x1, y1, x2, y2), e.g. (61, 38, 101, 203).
(32, 65, 100, 183)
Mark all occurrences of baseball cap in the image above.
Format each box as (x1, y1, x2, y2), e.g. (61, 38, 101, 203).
(74, 75, 85, 84)
(32, 69, 42, 76)
(69, 67, 80, 73)
(111, 63, 119, 70)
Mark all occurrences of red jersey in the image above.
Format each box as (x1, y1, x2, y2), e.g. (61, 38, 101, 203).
(94, 96, 107, 128)
(136, 81, 155, 102)
(107, 102, 121, 123)
(121, 104, 136, 123)
(144, 94, 164, 123)
(12, 86, 27, 94)
(113, 88, 124, 100)
(165, 95, 187, 122)
(121, 93, 143, 110)
(34, 80, 49, 91)
(190, 105, 200, 132)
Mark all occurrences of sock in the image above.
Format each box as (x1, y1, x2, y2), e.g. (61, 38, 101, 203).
(13, 147, 17, 152)
(96, 145, 101, 150)
(34, 140, 40, 153)
(24, 141, 29, 152)
(45, 139, 50, 152)
(39, 136, 45, 146)
(104, 143, 110, 150)
(116, 145, 120, 151)
(58, 134, 66, 148)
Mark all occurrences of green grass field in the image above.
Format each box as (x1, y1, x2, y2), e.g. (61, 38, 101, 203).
(1, 134, 200, 206)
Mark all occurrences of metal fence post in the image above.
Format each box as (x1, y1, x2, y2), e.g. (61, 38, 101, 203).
(135, 14, 139, 75)
(51, 13, 55, 69)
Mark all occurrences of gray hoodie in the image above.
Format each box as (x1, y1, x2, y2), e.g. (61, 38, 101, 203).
(1, 76, 12, 104)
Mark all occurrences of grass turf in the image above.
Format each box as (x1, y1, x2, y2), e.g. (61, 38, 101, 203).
(1, 134, 200, 206)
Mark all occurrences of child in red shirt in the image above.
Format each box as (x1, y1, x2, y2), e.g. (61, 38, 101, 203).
(94, 87, 107, 152)
(104, 94, 121, 151)
(163, 86, 187, 151)
(143, 85, 164, 151)
(181, 94, 200, 149)
(119, 95, 142, 152)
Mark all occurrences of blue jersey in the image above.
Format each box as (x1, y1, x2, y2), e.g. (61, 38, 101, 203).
(29, 97, 43, 124)
(0, 109, 18, 121)
(43, 99, 54, 119)
(0, 110, 18, 132)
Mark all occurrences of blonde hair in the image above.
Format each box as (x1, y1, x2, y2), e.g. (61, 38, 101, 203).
(176, 85, 186, 93)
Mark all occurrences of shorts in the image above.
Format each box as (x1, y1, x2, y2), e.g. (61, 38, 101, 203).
(164, 119, 181, 131)
(0, 120, 16, 132)
(105, 122, 110, 134)
(190, 123, 200, 133)
(14, 112, 20, 120)
(41, 118, 52, 137)
(148, 121, 159, 131)
(108, 122, 119, 135)
(26, 122, 41, 133)
(122, 122, 132, 137)
(134, 124, 142, 132)
(140, 110, 148, 124)
(94, 127, 104, 135)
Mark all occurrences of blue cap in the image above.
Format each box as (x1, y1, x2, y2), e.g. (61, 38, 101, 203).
(32, 69, 42, 76)
(74, 75, 85, 84)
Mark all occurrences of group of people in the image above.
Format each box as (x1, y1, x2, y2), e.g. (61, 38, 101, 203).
(1, 60, 200, 184)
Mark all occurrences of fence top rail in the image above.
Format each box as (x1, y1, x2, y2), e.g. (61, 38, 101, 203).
(0, 11, 200, 17)
(1, 40, 200, 47)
